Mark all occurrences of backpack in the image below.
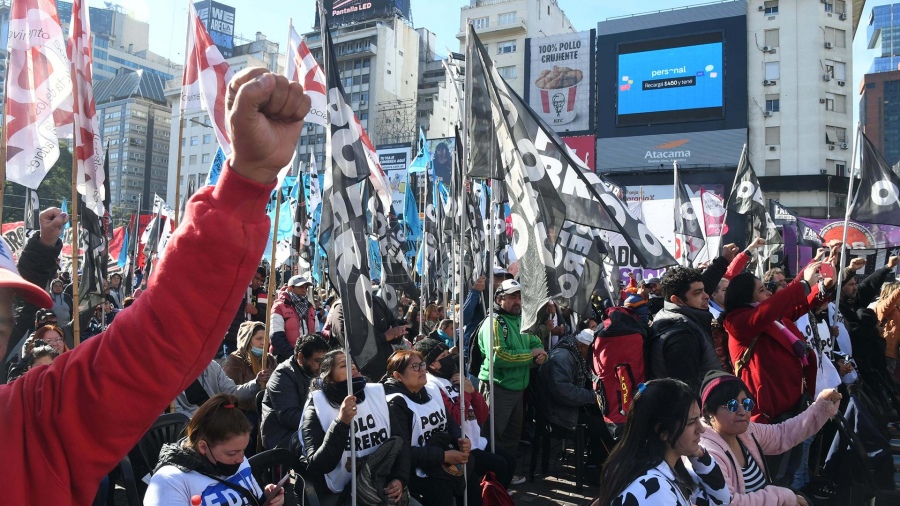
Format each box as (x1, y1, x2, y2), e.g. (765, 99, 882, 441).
(590, 307, 648, 425)
(481, 471, 515, 506)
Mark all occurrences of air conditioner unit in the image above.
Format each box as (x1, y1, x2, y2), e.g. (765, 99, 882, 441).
(838, 80, 846, 86)
(762, 46, 771, 52)
(758, 5, 764, 10)
(769, 146, 777, 151)
(820, 169, 828, 175)
(764, 79, 777, 86)
(763, 111, 772, 117)
(825, 42, 833, 49)
(839, 12, 847, 20)
(820, 98, 827, 103)
(823, 74, 832, 82)
(359, 100, 367, 106)
(840, 142, 849, 150)
(829, 145, 836, 150)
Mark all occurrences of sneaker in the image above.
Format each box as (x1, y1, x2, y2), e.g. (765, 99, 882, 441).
(510, 475, 526, 486)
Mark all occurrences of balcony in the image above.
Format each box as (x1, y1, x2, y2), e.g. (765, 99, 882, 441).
(457, 17, 527, 40)
(335, 43, 377, 60)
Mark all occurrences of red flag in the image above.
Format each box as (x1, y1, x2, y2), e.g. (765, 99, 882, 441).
(5, 0, 74, 189)
(700, 188, 727, 237)
(68, 0, 105, 216)
(286, 24, 327, 127)
(182, 4, 234, 155)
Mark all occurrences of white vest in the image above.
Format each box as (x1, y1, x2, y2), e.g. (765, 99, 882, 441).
(387, 383, 448, 477)
(426, 373, 488, 451)
(310, 384, 392, 493)
(795, 313, 841, 395)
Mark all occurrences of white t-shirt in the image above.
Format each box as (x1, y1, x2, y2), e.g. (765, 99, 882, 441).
(144, 458, 263, 506)
(426, 373, 488, 450)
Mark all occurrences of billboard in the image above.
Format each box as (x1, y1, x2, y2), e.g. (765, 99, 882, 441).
(562, 135, 596, 171)
(427, 137, 455, 185)
(617, 32, 724, 126)
(596, 129, 746, 170)
(524, 30, 595, 135)
(316, 0, 411, 26)
(377, 143, 411, 214)
(195, 1, 235, 59)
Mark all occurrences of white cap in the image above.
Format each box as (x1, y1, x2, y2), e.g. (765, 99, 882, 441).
(576, 329, 595, 346)
(494, 279, 521, 297)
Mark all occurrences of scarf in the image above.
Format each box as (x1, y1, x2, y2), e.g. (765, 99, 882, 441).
(288, 291, 311, 333)
(750, 302, 810, 366)
(554, 336, 588, 387)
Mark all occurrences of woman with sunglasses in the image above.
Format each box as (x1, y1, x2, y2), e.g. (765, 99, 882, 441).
(698, 370, 841, 505)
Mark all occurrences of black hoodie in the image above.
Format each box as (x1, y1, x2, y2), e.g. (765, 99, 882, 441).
(382, 379, 462, 472)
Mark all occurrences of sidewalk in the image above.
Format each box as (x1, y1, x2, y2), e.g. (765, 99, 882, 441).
(506, 440, 598, 505)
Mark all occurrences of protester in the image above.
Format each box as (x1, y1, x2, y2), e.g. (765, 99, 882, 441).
(874, 280, 900, 376)
(222, 321, 275, 453)
(475, 279, 546, 484)
(108, 273, 125, 309)
(430, 318, 455, 348)
(271, 275, 316, 362)
(709, 277, 729, 319)
(145, 393, 285, 506)
(221, 266, 266, 358)
(300, 350, 409, 502)
(260, 334, 329, 451)
(383, 350, 474, 506)
(763, 268, 789, 293)
(596, 378, 731, 506)
(7, 340, 61, 383)
(645, 277, 664, 319)
(697, 370, 840, 505)
(48, 278, 73, 322)
(423, 302, 444, 334)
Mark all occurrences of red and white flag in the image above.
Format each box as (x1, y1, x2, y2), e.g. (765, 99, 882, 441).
(182, 4, 234, 155)
(700, 188, 727, 237)
(286, 24, 326, 127)
(5, 0, 74, 189)
(68, 0, 105, 216)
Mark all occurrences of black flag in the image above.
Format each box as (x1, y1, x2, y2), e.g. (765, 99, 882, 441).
(24, 188, 40, 232)
(466, 26, 674, 330)
(674, 163, 705, 266)
(727, 149, 782, 272)
(851, 131, 900, 226)
(78, 196, 106, 311)
(771, 199, 823, 248)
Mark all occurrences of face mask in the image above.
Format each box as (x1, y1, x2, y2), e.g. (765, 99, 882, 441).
(204, 442, 242, 476)
(250, 346, 263, 357)
(436, 356, 458, 378)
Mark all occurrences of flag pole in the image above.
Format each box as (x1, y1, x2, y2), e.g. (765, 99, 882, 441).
(834, 124, 861, 309)
(456, 134, 468, 506)
(0, 51, 10, 224)
(173, 116, 186, 225)
(263, 189, 282, 373)
(70, 146, 82, 346)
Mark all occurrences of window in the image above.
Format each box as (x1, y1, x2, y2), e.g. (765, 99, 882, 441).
(825, 93, 846, 113)
(765, 126, 780, 145)
(497, 40, 517, 55)
(765, 159, 781, 176)
(824, 0, 834, 12)
(765, 62, 780, 80)
(471, 17, 489, 30)
(203, 134, 211, 144)
(202, 153, 211, 164)
(825, 27, 846, 48)
(764, 29, 779, 48)
(498, 12, 515, 25)
(497, 66, 517, 80)
(765, 95, 780, 112)
(190, 136, 199, 146)
(764, 1, 778, 14)
(189, 154, 197, 165)
(835, 162, 846, 176)
(835, 0, 846, 14)
(825, 126, 848, 144)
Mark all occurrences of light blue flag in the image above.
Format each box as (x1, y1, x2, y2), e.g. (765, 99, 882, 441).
(368, 236, 382, 281)
(403, 179, 421, 259)
(408, 128, 430, 174)
(262, 198, 294, 259)
(205, 147, 226, 186)
(117, 228, 129, 269)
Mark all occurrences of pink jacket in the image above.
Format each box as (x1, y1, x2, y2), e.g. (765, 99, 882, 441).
(695, 397, 838, 506)
(272, 287, 317, 348)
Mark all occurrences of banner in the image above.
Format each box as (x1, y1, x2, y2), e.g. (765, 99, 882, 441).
(700, 188, 726, 237)
(525, 30, 595, 134)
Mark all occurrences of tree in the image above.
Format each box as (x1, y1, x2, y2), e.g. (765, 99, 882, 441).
(3, 145, 73, 224)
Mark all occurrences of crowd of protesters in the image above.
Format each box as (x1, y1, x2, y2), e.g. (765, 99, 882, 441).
(3, 67, 900, 506)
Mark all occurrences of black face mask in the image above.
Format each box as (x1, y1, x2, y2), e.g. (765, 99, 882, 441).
(436, 356, 459, 378)
(323, 376, 368, 407)
(204, 443, 242, 476)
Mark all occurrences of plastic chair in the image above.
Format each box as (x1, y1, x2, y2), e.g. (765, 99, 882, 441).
(93, 456, 140, 506)
(128, 412, 189, 497)
(527, 384, 585, 491)
(256, 389, 265, 416)
(249, 448, 309, 506)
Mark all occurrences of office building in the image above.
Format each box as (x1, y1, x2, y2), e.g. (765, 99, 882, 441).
(867, 4, 900, 73)
(860, 70, 900, 169)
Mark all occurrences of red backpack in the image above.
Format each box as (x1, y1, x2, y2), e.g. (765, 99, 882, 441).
(481, 471, 515, 506)
(591, 307, 648, 425)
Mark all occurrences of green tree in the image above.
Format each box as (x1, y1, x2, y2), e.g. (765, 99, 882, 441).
(3, 145, 74, 224)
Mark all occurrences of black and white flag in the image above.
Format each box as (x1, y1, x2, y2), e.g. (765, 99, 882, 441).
(674, 162, 705, 267)
(78, 195, 107, 311)
(24, 188, 40, 232)
(771, 200, 823, 248)
(851, 131, 900, 226)
(319, 15, 378, 371)
(466, 26, 674, 330)
(727, 147, 782, 269)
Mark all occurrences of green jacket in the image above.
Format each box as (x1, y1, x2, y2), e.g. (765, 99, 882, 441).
(477, 311, 543, 391)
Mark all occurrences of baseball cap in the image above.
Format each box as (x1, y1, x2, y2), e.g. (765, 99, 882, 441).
(644, 277, 660, 285)
(576, 329, 595, 346)
(493, 267, 514, 280)
(0, 237, 52, 308)
(287, 275, 312, 287)
(494, 279, 522, 297)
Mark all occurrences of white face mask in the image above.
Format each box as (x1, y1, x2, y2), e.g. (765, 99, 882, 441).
(250, 346, 264, 357)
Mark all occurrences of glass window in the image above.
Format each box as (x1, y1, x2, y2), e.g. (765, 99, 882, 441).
(498, 12, 515, 25)
(765, 95, 780, 112)
(497, 66, 517, 80)
(189, 154, 197, 165)
(202, 153, 211, 164)
(472, 17, 489, 30)
(190, 136, 199, 146)
(203, 134, 211, 144)
(764, 29, 779, 48)
(765, 62, 780, 80)
(764, 1, 778, 14)
(497, 40, 517, 55)
(765, 159, 781, 176)
(765, 127, 780, 145)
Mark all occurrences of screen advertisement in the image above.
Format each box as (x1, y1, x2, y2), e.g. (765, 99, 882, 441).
(617, 32, 725, 126)
(427, 137, 455, 185)
(524, 30, 595, 135)
(562, 135, 596, 171)
(377, 144, 411, 215)
(195, 1, 236, 58)
(316, 0, 410, 26)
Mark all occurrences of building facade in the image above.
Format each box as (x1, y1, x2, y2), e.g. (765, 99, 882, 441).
(860, 70, 900, 169)
(867, 4, 900, 73)
(95, 71, 172, 217)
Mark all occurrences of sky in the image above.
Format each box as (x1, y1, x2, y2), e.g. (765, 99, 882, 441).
(137, 0, 725, 63)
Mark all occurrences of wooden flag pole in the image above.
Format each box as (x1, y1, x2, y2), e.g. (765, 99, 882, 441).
(0, 51, 10, 224)
(70, 148, 82, 346)
(262, 189, 282, 372)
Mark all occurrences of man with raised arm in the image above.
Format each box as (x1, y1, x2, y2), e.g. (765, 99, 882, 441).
(0, 67, 311, 504)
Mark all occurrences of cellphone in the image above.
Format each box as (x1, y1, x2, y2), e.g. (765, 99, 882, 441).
(261, 473, 291, 506)
(819, 264, 835, 279)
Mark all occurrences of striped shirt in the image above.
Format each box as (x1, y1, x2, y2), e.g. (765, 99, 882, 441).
(740, 441, 767, 492)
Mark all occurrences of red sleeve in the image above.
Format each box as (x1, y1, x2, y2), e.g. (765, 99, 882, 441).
(14, 165, 274, 500)
(439, 388, 462, 425)
(471, 391, 488, 424)
(724, 252, 750, 280)
(726, 281, 810, 338)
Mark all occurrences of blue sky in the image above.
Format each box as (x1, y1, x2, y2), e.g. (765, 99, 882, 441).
(137, 0, 724, 63)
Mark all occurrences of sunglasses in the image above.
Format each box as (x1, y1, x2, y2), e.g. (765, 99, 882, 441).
(724, 398, 755, 413)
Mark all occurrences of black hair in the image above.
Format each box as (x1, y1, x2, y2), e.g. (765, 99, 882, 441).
(295, 334, 329, 359)
(186, 393, 251, 449)
(256, 266, 267, 279)
(659, 266, 704, 303)
(26, 340, 60, 369)
(597, 378, 700, 505)
(723, 272, 760, 314)
(701, 380, 751, 422)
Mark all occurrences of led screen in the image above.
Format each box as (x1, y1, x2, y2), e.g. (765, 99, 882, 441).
(617, 32, 725, 126)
